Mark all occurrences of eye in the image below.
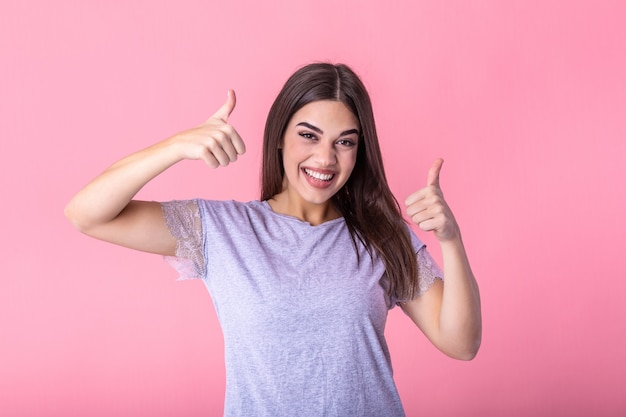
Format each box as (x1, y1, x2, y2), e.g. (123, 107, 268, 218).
(299, 132, 317, 140)
(337, 138, 357, 147)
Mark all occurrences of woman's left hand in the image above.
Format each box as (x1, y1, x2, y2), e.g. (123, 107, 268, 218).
(403, 158, 482, 360)
(405, 158, 460, 242)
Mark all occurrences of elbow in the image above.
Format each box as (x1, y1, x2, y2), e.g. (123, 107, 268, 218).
(441, 332, 482, 361)
(446, 312, 483, 361)
(455, 336, 481, 361)
(64, 202, 81, 230)
(451, 341, 481, 361)
(64, 202, 93, 234)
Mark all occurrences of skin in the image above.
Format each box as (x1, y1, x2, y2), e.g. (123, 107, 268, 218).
(64, 90, 243, 255)
(268, 100, 360, 225)
(403, 158, 482, 360)
(65, 90, 481, 360)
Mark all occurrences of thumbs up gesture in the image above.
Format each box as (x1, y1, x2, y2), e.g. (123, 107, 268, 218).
(405, 158, 460, 242)
(173, 89, 246, 168)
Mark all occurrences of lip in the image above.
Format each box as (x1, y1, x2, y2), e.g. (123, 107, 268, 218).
(301, 167, 337, 189)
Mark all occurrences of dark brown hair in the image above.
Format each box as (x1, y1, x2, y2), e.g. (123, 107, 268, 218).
(261, 62, 418, 301)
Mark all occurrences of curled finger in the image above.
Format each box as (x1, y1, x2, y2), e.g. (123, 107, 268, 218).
(227, 126, 246, 155)
(200, 150, 220, 169)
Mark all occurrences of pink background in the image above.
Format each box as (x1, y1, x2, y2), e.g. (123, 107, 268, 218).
(2, 1, 625, 416)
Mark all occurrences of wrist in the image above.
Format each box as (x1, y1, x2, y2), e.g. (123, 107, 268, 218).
(157, 134, 189, 164)
(438, 231, 464, 250)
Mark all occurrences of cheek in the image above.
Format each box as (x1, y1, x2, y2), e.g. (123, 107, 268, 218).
(345, 151, 358, 173)
(282, 148, 301, 176)
(283, 142, 307, 167)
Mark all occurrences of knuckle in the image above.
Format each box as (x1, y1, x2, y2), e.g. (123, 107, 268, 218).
(223, 125, 236, 136)
(213, 130, 227, 142)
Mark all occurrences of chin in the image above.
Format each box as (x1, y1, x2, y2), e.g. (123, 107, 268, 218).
(303, 192, 336, 206)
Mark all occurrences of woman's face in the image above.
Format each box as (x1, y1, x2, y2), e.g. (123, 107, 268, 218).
(280, 100, 360, 209)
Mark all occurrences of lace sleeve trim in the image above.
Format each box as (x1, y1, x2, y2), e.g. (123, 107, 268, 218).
(391, 246, 443, 307)
(161, 200, 206, 280)
(416, 246, 444, 296)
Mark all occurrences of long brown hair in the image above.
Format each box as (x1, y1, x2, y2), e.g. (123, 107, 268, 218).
(261, 63, 418, 301)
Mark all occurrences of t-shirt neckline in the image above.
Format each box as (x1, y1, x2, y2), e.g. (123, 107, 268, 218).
(259, 200, 345, 228)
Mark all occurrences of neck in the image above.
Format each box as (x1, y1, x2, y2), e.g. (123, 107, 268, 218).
(268, 191, 339, 225)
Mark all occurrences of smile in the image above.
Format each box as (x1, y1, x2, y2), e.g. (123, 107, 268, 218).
(303, 168, 335, 181)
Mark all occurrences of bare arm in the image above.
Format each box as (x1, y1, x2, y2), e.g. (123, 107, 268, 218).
(403, 159, 482, 360)
(64, 90, 245, 255)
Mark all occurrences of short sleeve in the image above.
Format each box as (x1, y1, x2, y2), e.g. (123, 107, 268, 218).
(388, 228, 444, 306)
(415, 246, 444, 296)
(161, 199, 206, 280)
(406, 227, 444, 296)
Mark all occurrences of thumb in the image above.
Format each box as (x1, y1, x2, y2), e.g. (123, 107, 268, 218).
(427, 158, 444, 187)
(212, 89, 236, 122)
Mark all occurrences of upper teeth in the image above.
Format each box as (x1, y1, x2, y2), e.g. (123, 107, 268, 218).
(305, 169, 334, 181)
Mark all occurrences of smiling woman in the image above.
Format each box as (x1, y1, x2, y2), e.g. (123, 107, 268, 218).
(270, 100, 360, 222)
(64, 62, 481, 417)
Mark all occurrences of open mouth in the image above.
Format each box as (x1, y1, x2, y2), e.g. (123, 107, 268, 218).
(303, 168, 335, 182)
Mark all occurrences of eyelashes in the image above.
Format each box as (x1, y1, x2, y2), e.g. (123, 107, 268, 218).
(298, 132, 357, 147)
(337, 139, 356, 147)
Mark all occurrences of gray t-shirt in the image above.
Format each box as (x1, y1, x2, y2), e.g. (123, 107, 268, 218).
(162, 199, 442, 417)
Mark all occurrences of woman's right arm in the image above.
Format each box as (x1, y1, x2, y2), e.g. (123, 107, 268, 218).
(64, 90, 245, 255)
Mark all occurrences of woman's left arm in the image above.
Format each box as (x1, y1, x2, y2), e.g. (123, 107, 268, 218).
(402, 158, 482, 360)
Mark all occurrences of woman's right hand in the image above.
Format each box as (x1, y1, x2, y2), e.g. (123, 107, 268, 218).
(65, 90, 247, 255)
(171, 89, 246, 168)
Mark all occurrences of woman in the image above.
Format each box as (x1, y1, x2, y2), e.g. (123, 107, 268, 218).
(65, 63, 481, 416)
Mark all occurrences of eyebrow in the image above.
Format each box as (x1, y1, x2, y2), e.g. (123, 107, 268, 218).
(296, 122, 359, 137)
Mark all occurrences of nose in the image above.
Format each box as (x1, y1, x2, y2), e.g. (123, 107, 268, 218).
(313, 142, 337, 166)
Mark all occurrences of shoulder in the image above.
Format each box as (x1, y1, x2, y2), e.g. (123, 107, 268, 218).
(404, 222, 426, 253)
(196, 199, 265, 214)
(196, 199, 270, 225)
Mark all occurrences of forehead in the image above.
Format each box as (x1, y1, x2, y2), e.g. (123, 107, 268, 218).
(288, 100, 359, 129)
